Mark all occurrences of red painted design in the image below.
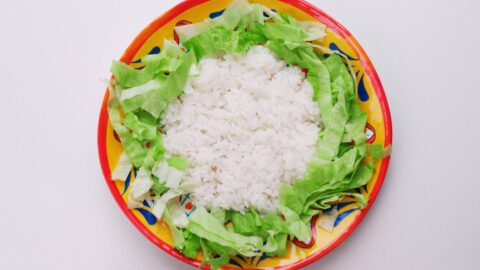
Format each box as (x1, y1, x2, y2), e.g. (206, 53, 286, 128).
(185, 202, 193, 210)
(98, 0, 392, 269)
(113, 130, 121, 142)
(365, 123, 376, 144)
(292, 215, 319, 249)
(174, 20, 193, 44)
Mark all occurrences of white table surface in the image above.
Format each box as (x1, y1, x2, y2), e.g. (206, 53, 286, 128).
(1, 0, 479, 269)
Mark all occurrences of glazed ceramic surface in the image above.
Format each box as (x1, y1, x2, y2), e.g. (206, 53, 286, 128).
(98, 0, 392, 269)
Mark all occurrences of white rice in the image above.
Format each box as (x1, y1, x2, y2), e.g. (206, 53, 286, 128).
(163, 46, 320, 213)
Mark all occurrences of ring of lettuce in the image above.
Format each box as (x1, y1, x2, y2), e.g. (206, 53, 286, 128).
(107, 0, 391, 269)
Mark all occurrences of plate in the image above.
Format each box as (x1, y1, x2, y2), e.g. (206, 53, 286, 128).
(98, 0, 392, 269)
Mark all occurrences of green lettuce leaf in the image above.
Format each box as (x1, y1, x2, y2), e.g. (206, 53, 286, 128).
(152, 189, 181, 219)
(175, 19, 216, 44)
(180, 229, 201, 258)
(129, 167, 152, 200)
(199, 239, 233, 270)
(111, 151, 132, 181)
(121, 113, 157, 141)
(162, 206, 185, 250)
(166, 155, 188, 171)
(151, 176, 168, 196)
(368, 144, 392, 161)
(278, 206, 311, 242)
(184, 26, 265, 59)
(210, 208, 226, 224)
(215, 0, 256, 30)
(111, 41, 184, 89)
(142, 51, 196, 118)
(187, 206, 263, 257)
(231, 210, 262, 235)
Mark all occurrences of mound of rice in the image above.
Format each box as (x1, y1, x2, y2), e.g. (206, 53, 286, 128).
(163, 46, 320, 213)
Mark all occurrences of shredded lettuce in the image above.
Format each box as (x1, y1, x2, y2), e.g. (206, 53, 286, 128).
(129, 167, 153, 201)
(199, 239, 233, 270)
(144, 52, 195, 118)
(210, 208, 226, 224)
(169, 200, 189, 228)
(174, 19, 216, 43)
(152, 189, 182, 219)
(180, 229, 201, 258)
(151, 176, 168, 196)
(111, 151, 132, 181)
(215, 0, 254, 30)
(187, 206, 263, 257)
(162, 206, 186, 250)
(166, 156, 188, 170)
(369, 144, 392, 161)
(152, 160, 185, 189)
(299, 21, 327, 41)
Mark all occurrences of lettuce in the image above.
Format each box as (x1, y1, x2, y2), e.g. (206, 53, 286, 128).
(142, 51, 196, 118)
(129, 167, 153, 207)
(152, 189, 181, 219)
(187, 206, 263, 257)
(111, 41, 184, 89)
(175, 0, 267, 44)
(215, 0, 255, 30)
(199, 239, 233, 270)
(111, 151, 132, 181)
(151, 160, 184, 189)
(121, 113, 157, 141)
(183, 26, 266, 59)
(166, 156, 188, 171)
(181, 229, 201, 258)
(369, 144, 392, 161)
(162, 206, 186, 250)
(174, 19, 216, 43)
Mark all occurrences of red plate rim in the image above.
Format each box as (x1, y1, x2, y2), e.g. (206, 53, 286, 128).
(97, 0, 392, 269)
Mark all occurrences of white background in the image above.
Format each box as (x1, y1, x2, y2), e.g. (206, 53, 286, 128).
(1, 0, 479, 269)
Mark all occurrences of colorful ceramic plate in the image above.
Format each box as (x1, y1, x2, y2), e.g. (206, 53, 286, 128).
(98, 0, 392, 269)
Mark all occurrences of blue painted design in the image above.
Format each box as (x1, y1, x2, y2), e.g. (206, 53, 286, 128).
(229, 258, 243, 269)
(122, 170, 132, 195)
(211, 8, 275, 20)
(134, 208, 157, 225)
(180, 193, 190, 205)
(324, 206, 335, 214)
(329, 43, 357, 60)
(185, 206, 196, 217)
(236, 255, 247, 263)
(263, 9, 276, 17)
(148, 46, 161, 55)
(358, 74, 369, 101)
(123, 169, 138, 194)
(334, 208, 359, 227)
(336, 202, 355, 211)
(142, 200, 151, 208)
(256, 253, 269, 266)
(209, 9, 225, 19)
